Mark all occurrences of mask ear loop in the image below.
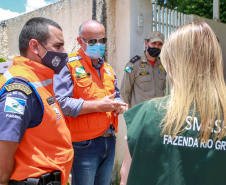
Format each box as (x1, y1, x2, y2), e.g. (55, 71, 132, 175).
(36, 41, 48, 59)
(38, 42, 48, 50)
(37, 54, 42, 58)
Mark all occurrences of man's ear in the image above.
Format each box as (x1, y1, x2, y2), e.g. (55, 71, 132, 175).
(144, 40, 149, 48)
(29, 39, 39, 54)
(77, 37, 82, 45)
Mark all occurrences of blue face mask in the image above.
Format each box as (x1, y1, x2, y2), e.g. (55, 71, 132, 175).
(38, 43, 68, 74)
(84, 43, 106, 59)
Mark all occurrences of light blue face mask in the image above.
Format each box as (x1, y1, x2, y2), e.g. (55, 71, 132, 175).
(84, 43, 106, 59)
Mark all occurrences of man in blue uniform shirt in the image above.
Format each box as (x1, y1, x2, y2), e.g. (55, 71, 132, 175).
(0, 17, 72, 185)
(54, 20, 128, 185)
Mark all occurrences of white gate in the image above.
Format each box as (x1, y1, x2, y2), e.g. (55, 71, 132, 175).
(152, 4, 187, 38)
(152, 4, 187, 94)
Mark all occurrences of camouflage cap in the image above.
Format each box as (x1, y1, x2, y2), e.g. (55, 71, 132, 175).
(147, 31, 164, 43)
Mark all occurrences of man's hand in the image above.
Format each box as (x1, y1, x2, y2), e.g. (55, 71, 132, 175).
(114, 103, 128, 115)
(79, 93, 128, 115)
(98, 92, 127, 112)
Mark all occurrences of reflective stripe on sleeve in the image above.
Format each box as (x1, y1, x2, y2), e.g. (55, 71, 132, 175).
(31, 79, 52, 88)
(3, 71, 13, 80)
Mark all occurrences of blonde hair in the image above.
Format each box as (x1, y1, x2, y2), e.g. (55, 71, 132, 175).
(160, 22, 226, 142)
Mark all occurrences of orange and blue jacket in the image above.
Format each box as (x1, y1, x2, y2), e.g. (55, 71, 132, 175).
(0, 56, 73, 185)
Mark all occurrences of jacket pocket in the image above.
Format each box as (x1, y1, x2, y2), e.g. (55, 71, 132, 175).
(158, 71, 166, 90)
(139, 74, 151, 82)
(74, 74, 92, 87)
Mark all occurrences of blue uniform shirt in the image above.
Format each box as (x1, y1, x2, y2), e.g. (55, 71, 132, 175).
(0, 78, 43, 143)
(54, 58, 123, 134)
(53, 58, 123, 118)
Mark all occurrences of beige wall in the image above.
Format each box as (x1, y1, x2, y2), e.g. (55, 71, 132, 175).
(114, 0, 154, 169)
(0, 0, 93, 60)
(114, 0, 131, 177)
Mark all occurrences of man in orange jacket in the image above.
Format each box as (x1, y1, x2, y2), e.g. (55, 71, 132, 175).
(54, 20, 128, 185)
(0, 17, 73, 185)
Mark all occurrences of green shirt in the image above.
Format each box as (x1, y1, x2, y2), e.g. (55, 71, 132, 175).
(124, 96, 226, 185)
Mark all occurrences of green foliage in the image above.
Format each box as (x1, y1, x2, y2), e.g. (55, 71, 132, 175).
(0, 57, 7, 77)
(0, 57, 6, 63)
(153, 0, 226, 24)
(110, 161, 121, 185)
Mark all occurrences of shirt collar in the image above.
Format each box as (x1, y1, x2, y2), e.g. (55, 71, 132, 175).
(92, 57, 104, 69)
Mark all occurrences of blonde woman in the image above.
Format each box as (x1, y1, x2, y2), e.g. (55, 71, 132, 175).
(122, 22, 226, 185)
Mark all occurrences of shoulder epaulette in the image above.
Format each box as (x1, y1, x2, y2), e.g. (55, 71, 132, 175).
(129, 55, 141, 64)
(68, 56, 82, 63)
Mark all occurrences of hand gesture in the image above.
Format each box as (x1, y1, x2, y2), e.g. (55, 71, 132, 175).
(98, 93, 127, 113)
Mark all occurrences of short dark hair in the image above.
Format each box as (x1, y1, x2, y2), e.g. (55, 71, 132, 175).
(19, 17, 62, 56)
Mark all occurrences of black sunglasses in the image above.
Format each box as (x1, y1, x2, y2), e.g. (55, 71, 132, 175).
(80, 37, 107, 46)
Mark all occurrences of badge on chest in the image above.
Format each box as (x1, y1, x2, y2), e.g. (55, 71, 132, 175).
(139, 62, 149, 76)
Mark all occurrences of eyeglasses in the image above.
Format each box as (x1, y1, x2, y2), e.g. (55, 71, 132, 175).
(80, 37, 107, 46)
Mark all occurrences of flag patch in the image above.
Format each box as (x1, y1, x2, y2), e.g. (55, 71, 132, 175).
(4, 97, 26, 115)
(76, 66, 86, 74)
(125, 67, 133, 73)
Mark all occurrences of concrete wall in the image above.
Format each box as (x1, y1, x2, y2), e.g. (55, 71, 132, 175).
(114, 0, 131, 178)
(0, 0, 93, 60)
(130, 0, 153, 56)
(115, 0, 154, 171)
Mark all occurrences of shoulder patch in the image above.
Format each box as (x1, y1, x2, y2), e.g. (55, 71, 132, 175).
(68, 56, 82, 63)
(4, 97, 26, 115)
(125, 66, 133, 73)
(5, 83, 32, 95)
(129, 55, 141, 64)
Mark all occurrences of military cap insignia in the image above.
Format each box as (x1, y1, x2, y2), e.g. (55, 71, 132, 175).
(5, 83, 32, 95)
(155, 32, 164, 39)
(129, 55, 141, 64)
